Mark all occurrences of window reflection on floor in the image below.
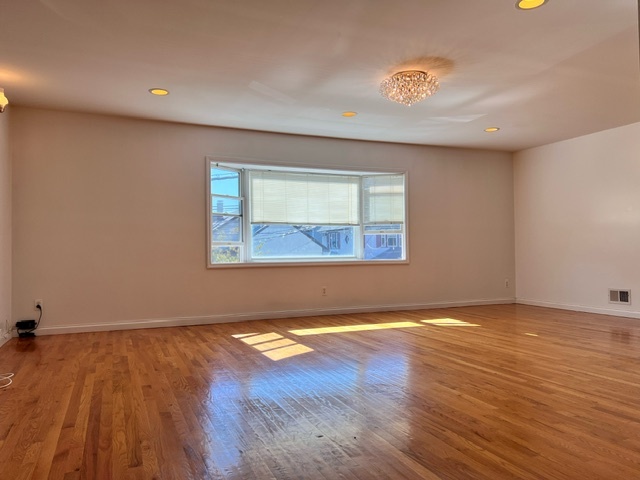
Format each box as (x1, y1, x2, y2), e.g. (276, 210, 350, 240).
(205, 348, 411, 473)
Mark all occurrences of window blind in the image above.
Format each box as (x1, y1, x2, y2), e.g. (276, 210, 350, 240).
(250, 171, 360, 225)
(363, 175, 405, 224)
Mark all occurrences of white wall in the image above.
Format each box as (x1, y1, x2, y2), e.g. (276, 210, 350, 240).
(12, 107, 515, 333)
(0, 109, 10, 346)
(515, 122, 640, 317)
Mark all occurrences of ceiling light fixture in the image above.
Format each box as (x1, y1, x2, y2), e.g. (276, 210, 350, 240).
(149, 88, 169, 96)
(379, 70, 439, 106)
(342, 111, 357, 117)
(484, 127, 500, 133)
(516, 0, 548, 10)
(0, 88, 8, 113)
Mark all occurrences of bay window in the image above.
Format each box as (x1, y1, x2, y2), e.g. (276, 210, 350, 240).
(207, 159, 407, 266)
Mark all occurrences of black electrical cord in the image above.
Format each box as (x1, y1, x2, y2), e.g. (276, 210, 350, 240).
(30, 305, 43, 332)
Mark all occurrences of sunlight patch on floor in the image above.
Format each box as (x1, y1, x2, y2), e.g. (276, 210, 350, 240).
(232, 332, 313, 361)
(421, 318, 480, 327)
(252, 338, 297, 352)
(231, 333, 259, 339)
(289, 321, 424, 336)
(262, 344, 315, 361)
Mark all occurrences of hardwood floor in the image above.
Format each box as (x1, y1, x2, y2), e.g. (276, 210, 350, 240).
(1, 304, 640, 479)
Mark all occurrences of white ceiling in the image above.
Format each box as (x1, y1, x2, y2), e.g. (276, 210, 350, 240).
(1, 0, 639, 151)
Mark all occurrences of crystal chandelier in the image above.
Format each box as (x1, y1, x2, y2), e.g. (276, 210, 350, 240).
(379, 70, 439, 106)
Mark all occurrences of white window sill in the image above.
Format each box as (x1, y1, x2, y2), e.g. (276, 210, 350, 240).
(207, 259, 410, 268)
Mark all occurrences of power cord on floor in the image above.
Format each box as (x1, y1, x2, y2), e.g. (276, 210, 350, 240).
(0, 373, 14, 389)
(30, 304, 43, 333)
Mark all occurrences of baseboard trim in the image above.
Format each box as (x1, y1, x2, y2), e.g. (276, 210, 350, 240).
(0, 336, 10, 349)
(37, 298, 516, 336)
(516, 298, 640, 320)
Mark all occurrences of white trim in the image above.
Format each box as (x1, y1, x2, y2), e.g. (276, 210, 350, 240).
(208, 162, 244, 266)
(35, 298, 516, 336)
(207, 155, 407, 177)
(516, 298, 640, 320)
(209, 258, 409, 268)
(0, 336, 10, 349)
(205, 159, 212, 265)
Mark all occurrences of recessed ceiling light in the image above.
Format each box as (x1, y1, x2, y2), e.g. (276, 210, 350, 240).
(342, 111, 357, 117)
(516, 0, 548, 10)
(149, 88, 169, 96)
(484, 127, 500, 133)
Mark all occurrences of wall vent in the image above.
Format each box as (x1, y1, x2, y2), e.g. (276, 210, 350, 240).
(609, 289, 631, 305)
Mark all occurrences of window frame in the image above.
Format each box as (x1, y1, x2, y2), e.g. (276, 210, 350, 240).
(208, 164, 246, 263)
(206, 157, 409, 268)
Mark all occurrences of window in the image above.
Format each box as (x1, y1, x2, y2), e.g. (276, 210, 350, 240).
(208, 160, 407, 266)
(210, 167, 243, 263)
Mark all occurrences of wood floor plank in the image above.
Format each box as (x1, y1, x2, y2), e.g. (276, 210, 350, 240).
(2, 304, 640, 478)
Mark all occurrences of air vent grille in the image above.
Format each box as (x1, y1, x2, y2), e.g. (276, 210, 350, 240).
(609, 289, 631, 305)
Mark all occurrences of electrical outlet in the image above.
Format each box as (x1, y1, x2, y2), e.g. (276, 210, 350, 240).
(505, 278, 510, 288)
(35, 299, 43, 310)
(321, 286, 327, 296)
